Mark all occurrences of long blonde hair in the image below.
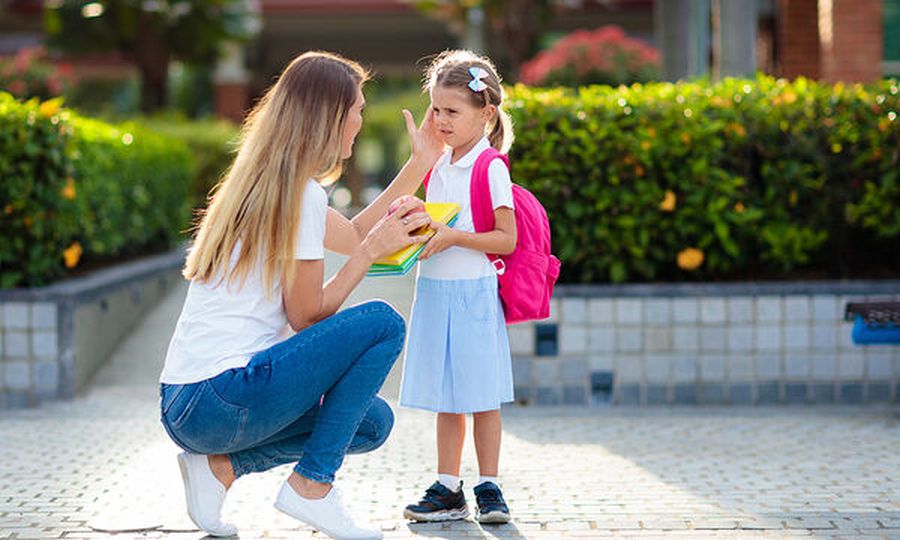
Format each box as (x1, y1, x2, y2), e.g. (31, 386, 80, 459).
(424, 49, 514, 153)
(184, 51, 369, 294)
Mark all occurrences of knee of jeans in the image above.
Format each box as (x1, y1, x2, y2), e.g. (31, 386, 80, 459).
(365, 300, 406, 342)
(366, 397, 395, 450)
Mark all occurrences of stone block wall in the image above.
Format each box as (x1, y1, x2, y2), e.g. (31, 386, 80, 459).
(509, 282, 900, 406)
(0, 250, 184, 408)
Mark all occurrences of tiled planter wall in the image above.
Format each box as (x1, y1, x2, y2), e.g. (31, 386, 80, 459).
(509, 282, 900, 406)
(0, 249, 184, 408)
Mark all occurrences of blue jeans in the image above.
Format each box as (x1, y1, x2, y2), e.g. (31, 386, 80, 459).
(159, 300, 405, 484)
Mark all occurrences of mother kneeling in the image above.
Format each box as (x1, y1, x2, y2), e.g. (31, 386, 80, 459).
(158, 52, 441, 540)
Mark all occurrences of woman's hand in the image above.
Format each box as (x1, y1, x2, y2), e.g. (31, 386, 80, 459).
(350, 109, 441, 239)
(403, 108, 443, 169)
(361, 198, 433, 261)
(419, 221, 458, 261)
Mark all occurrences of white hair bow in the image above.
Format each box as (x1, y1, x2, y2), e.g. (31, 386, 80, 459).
(468, 67, 489, 92)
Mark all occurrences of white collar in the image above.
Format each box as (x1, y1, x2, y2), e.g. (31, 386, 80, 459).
(447, 137, 491, 169)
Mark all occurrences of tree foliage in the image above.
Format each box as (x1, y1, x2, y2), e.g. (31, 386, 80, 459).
(45, 0, 260, 111)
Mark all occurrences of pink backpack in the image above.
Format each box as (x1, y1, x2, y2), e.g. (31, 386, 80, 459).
(425, 148, 561, 324)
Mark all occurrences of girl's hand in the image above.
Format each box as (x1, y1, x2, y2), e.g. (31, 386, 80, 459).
(403, 108, 443, 169)
(361, 199, 433, 261)
(419, 221, 458, 261)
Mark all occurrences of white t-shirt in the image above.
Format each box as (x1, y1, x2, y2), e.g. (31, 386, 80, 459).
(419, 137, 514, 281)
(159, 179, 328, 384)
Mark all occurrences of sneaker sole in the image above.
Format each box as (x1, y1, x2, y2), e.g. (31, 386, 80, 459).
(176, 454, 200, 529)
(403, 507, 470, 522)
(476, 510, 511, 524)
(274, 500, 383, 540)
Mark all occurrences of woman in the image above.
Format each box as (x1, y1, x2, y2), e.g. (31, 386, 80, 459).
(158, 51, 442, 540)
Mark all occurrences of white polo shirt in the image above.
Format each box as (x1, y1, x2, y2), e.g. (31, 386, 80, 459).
(419, 137, 514, 281)
(160, 179, 328, 384)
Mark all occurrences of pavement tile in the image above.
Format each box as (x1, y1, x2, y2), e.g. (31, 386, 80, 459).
(2, 266, 900, 540)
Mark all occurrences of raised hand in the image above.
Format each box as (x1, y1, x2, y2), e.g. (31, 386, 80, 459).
(403, 107, 444, 169)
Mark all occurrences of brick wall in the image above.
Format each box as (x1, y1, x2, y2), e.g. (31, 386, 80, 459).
(214, 82, 250, 124)
(820, 0, 884, 83)
(777, 0, 884, 83)
(777, 0, 820, 79)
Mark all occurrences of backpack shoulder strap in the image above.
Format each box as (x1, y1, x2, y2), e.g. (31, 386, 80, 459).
(470, 148, 509, 234)
(471, 148, 510, 273)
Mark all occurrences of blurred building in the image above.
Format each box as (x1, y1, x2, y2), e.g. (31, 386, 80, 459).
(231, 0, 658, 121)
(0, 0, 136, 83)
(236, 0, 897, 120)
(656, 0, 897, 83)
(1, 0, 898, 121)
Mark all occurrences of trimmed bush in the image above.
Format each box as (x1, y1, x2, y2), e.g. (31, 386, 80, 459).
(506, 76, 900, 283)
(0, 93, 192, 288)
(354, 87, 429, 184)
(134, 113, 239, 207)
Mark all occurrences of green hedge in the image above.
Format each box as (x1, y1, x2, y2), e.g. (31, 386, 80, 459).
(134, 114, 238, 207)
(507, 76, 900, 283)
(354, 87, 429, 185)
(0, 93, 192, 287)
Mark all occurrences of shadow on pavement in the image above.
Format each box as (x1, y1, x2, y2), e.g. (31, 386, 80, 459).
(406, 520, 524, 539)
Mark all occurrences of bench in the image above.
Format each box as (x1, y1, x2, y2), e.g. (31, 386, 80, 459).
(844, 301, 900, 345)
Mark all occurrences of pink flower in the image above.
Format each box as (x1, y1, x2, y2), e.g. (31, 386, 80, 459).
(8, 79, 26, 95)
(46, 76, 62, 96)
(13, 48, 35, 73)
(520, 25, 660, 86)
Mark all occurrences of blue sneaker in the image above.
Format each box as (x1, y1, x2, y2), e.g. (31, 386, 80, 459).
(473, 482, 511, 524)
(403, 481, 469, 522)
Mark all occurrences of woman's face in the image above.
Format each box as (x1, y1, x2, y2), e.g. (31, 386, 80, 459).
(341, 86, 365, 159)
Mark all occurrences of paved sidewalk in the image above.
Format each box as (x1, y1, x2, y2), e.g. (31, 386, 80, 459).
(3, 255, 900, 539)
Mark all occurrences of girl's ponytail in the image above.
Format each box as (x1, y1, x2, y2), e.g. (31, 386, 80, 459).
(489, 105, 514, 154)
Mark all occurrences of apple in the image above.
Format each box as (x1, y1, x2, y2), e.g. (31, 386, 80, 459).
(388, 195, 430, 234)
(388, 195, 426, 217)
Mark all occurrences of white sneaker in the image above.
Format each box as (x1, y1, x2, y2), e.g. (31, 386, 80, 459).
(274, 481, 383, 540)
(176, 452, 238, 537)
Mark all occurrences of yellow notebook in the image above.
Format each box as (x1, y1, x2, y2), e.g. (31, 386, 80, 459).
(367, 202, 460, 276)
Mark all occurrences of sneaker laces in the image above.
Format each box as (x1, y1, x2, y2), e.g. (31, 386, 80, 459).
(478, 488, 503, 505)
(331, 486, 379, 530)
(328, 486, 357, 526)
(422, 484, 447, 504)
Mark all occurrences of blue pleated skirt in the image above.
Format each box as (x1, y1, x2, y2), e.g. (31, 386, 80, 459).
(399, 276, 514, 413)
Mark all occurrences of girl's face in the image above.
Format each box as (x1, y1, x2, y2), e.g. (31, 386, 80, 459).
(430, 85, 494, 154)
(340, 86, 366, 159)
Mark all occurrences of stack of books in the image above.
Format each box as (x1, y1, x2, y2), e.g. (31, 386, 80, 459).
(367, 202, 461, 277)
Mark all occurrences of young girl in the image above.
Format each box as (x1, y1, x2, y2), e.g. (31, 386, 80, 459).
(399, 50, 516, 524)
